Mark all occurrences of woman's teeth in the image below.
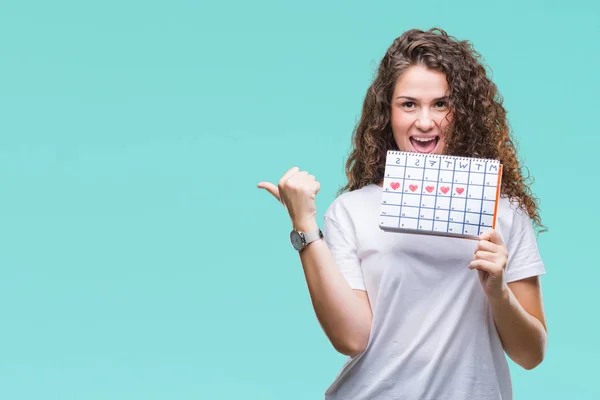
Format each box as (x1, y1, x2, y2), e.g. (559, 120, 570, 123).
(409, 136, 438, 153)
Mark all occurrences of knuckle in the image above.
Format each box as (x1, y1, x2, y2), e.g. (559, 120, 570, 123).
(281, 182, 293, 193)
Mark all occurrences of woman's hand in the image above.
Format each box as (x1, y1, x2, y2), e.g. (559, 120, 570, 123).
(257, 167, 321, 231)
(469, 229, 509, 300)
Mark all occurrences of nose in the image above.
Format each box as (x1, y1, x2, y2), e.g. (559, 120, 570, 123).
(415, 110, 435, 131)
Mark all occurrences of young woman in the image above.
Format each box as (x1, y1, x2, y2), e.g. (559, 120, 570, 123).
(257, 27, 547, 400)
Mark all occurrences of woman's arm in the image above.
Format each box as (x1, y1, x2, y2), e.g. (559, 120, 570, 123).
(490, 276, 547, 370)
(470, 229, 547, 370)
(296, 218, 373, 357)
(257, 169, 372, 357)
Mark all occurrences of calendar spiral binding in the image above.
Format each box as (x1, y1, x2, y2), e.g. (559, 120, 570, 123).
(386, 150, 500, 164)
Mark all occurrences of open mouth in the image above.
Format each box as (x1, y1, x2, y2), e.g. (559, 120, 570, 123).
(409, 136, 440, 154)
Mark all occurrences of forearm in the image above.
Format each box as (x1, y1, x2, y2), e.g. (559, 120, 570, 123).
(296, 219, 372, 356)
(489, 287, 547, 370)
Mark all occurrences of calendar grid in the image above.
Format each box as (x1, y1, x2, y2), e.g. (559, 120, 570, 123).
(477, 161, 488, 235)
(430, 155, 442, 229)
(448, 158, 457, 233)
(380, 151, 503, 239)
(396, 153, 409, 230)
(463, 158, 472, 235)
(416, 155, 428, 230)
(387, 170, 489, 178)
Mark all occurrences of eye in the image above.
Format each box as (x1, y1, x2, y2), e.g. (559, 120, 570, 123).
(401, 101, 416, 109)
(434, 101, 448, 109)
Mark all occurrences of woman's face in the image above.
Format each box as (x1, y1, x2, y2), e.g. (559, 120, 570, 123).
(390, 64, 453, 154)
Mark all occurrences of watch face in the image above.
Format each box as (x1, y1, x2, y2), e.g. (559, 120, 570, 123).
(290, 230, 304, 251)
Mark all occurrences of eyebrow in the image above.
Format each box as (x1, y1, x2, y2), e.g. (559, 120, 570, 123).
(396, 96, 449, 101)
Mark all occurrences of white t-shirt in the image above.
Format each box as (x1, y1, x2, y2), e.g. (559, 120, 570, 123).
(322, 183, 546, 400)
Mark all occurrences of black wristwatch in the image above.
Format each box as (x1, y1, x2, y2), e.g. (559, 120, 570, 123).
(290, 228, 323, 251)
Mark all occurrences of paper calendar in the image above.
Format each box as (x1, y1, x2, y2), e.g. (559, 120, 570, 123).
(379, 151, 503, 239)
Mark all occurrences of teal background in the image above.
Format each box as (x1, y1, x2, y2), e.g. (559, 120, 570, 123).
(0, 0, 597, 398)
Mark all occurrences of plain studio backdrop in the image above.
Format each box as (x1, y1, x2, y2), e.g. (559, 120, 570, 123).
(0, 0, 597, 398)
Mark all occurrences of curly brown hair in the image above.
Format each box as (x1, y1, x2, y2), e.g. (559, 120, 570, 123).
(338, 27, 545, 231)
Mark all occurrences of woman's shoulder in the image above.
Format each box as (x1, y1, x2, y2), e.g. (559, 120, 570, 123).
(497, 195, 530, 219)
(496, 195, 535, 242)
(324, 183, 380, 223)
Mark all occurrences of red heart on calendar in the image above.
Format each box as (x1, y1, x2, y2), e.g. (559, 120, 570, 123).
(425, 186, 435, 193)
(409, 184, 418, 192)
(456, 187, 465, 195)
(440, 186, 450, 194)
(390, 182, 400, 190)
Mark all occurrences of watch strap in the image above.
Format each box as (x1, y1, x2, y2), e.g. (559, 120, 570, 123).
(302, 228, 323, 245)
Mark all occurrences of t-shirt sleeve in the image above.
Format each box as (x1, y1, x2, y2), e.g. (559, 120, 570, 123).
(505, 203, 546, 283)
(323, 200, 366, 291)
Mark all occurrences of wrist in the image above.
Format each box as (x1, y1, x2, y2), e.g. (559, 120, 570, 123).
(293, 218, 318, 232)
(488, 284, 511, 305)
